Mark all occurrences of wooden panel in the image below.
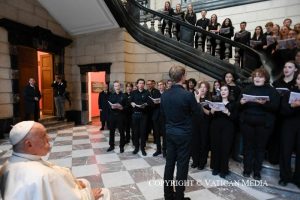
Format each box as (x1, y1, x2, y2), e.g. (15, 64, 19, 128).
(41, 54, 54, 115)
(18, 46, 38, 119)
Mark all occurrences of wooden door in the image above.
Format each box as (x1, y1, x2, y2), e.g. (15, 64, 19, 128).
(18, 46, 38, 119)
(40, 54, 54, 115)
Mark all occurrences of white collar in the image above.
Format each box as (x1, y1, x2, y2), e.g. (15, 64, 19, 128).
(12, 152, 42, 161)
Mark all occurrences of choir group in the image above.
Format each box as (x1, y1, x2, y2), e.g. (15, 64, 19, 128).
(96, 1, 300, 190)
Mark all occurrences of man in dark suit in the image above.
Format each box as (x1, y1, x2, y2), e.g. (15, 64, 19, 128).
(161, 66, 201, 200)
(234, 21, 251, 67)
(23, 78, 41, 122)
(98, 84, 110, 130)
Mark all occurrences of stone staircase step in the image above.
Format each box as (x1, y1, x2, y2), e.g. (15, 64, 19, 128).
(46, 122, 75, 133)
(39, 116, 58, 123)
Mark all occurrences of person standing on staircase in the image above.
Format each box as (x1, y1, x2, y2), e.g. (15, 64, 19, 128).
(51, 75, 66, 121)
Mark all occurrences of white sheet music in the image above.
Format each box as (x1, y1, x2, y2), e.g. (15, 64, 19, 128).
(205, 100, 226, 111)
(288, 92, 300, 104)
(242, 94, 270, 102)
(149, 96, 161, 104)
(108, 101, 123, 109)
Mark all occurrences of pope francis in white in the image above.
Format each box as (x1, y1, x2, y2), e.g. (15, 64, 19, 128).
(0, 121, 110, 200)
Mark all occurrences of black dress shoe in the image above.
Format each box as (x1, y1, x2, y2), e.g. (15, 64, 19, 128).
(191, 163, 198, 168)
(197, 165, 205, 170)
(132, 149, 139, 154)
(242, 171, 250, 178)
(153, 151, 161, 157)
(232, 156, 243, 163)
(107, 146, 114, 152)
(212, 170, 219, 176)
(141, 149, 147, 156)
(253, 172, 261, 180)
(278, 179, 287, 186)
(220, 173, 227, 179)
(120, 147, 124, 153)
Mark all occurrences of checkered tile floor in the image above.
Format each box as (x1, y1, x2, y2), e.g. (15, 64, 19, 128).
(0, 125, 299, 200)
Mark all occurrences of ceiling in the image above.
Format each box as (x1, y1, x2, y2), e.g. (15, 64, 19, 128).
(38, 0, 119, 35)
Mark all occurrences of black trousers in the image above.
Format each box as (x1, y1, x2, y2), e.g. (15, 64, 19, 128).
(280, 118, 300, 183)
(210, 118, 234, 174)
(24, 103, 39, 122)
(132, 112, 147, 150)
(153, 118, 161, 151)
(124, 112, 132, 143)
(267, 116, 282, 164)
(161, 118, 167, 153)
(241, 116, 272, 174)
(109, 113, 125, 148)
(191, 115, 201, 166)
(164, 134, 192, 200)
(197, 116, 210, 168)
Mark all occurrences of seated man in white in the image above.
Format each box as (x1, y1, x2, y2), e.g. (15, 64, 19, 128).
(0, 121, 110, 200)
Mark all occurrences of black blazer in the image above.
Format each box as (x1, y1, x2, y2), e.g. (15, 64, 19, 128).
(23, 84, 41, 114)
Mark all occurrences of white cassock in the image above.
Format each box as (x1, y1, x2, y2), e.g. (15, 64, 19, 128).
(0, 152, 110, 200)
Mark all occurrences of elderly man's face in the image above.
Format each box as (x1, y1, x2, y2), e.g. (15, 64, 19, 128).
(27, 123, 51, 156)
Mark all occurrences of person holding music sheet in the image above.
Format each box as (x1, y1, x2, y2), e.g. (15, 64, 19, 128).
(208, 14, 221, 56)
(210, 84, 237, 178)
(279, 71, 300, 188)
(148, 81, 162, 156)
(130, 79, 151, 156)
(192, 81, 211, 170)
(234, 22, 251, 67)
(239, 68, 280, 180)
(124, 83, 133, 144)
(272, 25, 297, 71)
(155, 81, 167, 157)
(268, 61, 298, 164)
(219, 18, 234, 60)
(250, 26, 265, 50)
(249, 26, 266, 69)
(161, 1, 174, 38)
(195, 10, 210, 50)
(106, 81, 127, 153)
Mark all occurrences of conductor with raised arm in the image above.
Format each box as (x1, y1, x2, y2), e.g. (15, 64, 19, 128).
(161, 66, 201, 200)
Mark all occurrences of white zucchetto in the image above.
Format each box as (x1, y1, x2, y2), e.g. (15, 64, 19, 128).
(9, 121, 35, 145)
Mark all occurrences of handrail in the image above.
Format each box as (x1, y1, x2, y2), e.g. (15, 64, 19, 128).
(130, 0, 261, 57)
(105, 0, 275, 81)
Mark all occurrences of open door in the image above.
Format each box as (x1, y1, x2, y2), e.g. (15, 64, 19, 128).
(18, 46, 38, 119)
(40, 54, 54, 115)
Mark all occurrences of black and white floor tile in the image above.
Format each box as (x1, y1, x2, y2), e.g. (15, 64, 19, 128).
(0, 125, 299, 200)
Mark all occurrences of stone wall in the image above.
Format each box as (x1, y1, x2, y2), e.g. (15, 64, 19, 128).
(0, 0, 70, 119)
(69, 28, 214, 110)
(0, 28, 12, 118)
